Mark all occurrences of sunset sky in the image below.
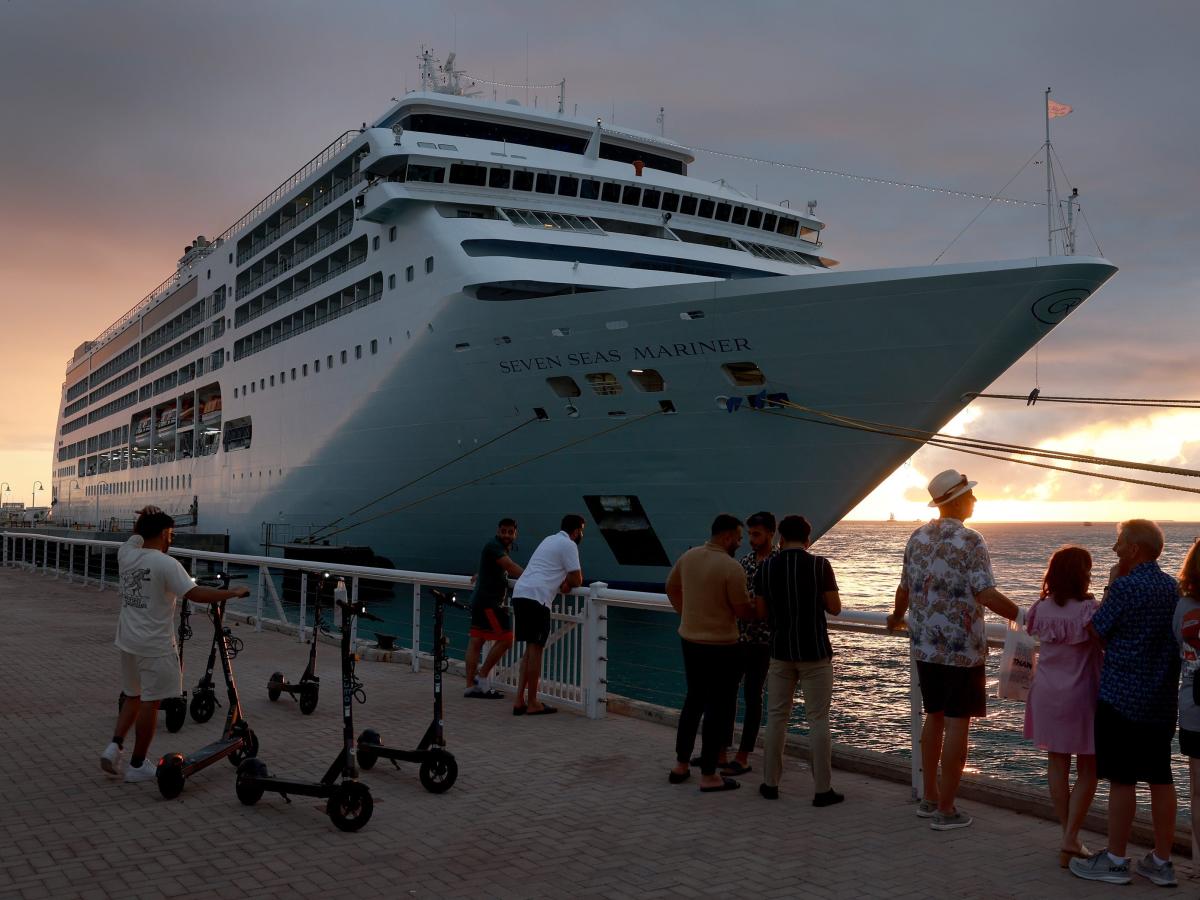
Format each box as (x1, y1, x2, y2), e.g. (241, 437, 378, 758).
(1, 0, 1198, 523)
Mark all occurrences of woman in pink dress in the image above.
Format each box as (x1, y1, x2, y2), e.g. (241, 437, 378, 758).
(1024, 545, 1103, 867)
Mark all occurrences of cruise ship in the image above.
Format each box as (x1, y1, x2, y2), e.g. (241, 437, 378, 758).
(52, 51, 1117, 584)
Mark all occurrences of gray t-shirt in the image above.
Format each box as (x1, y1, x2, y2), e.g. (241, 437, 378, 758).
(1173, 594, 1200, 733)
(115, 534, 196, 657)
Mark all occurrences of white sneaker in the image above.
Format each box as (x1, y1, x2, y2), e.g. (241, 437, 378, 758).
(124, 759, 157, 783)
(100, 742, 122, 775)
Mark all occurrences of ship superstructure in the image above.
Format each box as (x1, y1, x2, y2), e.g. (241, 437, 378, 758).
(53, 52, 1116, 583)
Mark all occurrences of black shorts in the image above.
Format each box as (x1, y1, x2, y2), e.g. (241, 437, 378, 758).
(512, 598, 552, 646)
(1095, 700, 1174, 785)
(916, 661, 986, 719)
(469, 601, 512, 640)
(1181, 728, 1200, 759)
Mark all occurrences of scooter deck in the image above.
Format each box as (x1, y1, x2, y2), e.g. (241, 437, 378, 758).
(182, 736, 246, 774)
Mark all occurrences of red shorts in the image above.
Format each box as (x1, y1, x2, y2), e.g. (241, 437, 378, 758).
(469, 604, 513, 641)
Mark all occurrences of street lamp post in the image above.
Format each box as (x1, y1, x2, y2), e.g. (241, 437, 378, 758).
(32, 480, 44, 511)
(0, 481, 10, 506)
(96, 481, 109, 531)
(68, 480, 81, 527)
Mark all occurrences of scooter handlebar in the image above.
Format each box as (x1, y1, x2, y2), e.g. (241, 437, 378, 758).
(335, 598, 382, 622)
(430, 587, 470, 611)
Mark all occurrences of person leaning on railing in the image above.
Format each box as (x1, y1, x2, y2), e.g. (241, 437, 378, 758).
(886, 469, 1019, 832)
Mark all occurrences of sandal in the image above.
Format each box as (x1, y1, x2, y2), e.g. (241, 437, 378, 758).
(668, 770, 690, 784)
(512, 705, 527, 716)
(721, 761, 752, 776)
(699, 777, 741, 793)
(525, 705, 558, 716)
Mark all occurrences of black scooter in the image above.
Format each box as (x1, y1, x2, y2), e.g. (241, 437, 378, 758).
(117, 595, 192, 733)
(188, 610, 244, 724)
(267, 572, 328, 715)
(156, 573, 258, 799)
(235, 580, 377, 832)
(356, 587, 464, 794)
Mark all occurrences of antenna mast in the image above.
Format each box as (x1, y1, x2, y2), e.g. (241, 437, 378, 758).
(1045, 87, 1053, 255)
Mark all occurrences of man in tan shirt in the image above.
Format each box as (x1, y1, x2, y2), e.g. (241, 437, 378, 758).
(666, 514, 755, 792)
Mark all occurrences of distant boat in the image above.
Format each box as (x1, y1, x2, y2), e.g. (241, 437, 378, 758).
(1083, 521, 1093, 526)
(888, 513, 897, 523)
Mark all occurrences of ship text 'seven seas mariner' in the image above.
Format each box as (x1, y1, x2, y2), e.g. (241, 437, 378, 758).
(53, 51, 1116, 587)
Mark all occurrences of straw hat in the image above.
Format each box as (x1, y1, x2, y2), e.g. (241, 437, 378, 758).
(926, 469, 977, 508)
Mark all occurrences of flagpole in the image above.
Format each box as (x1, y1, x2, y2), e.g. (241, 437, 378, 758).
(1045, 87, 1053, 255)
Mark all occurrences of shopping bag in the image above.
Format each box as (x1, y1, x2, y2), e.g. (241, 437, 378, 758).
(997, 620, 1037, 702)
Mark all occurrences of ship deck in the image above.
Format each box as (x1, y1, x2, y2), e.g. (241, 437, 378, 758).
(0, 566, 1177, 899)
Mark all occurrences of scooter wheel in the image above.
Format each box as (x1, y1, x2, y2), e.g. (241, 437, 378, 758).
(267, 672, 285, 702)
(163, 697, 187, 734)
(235, 757, 268, 806)
(229, 728, 260, 767)
(327, 782, 373, 832)
(156, 753, 186, 800)
(419, 750, 458, 794)
(356, 729, 381, 770)
(189, 691, 215, 724)
(298, 684, 319, 716)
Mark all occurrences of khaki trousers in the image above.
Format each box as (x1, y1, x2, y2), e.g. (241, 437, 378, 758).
(763, 658, 834, 792)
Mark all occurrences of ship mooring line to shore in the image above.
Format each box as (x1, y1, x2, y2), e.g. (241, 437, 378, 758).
(757, 401, 1200, 497)
(965, 392, 1200, 410)
(318, 409, 667, 542)
(304, 415, 542, 544)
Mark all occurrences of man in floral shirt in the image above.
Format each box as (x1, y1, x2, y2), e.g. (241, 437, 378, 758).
(887, 469, 1018, 831)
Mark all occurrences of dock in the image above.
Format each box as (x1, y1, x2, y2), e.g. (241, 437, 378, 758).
(0, 567, 1180, 898)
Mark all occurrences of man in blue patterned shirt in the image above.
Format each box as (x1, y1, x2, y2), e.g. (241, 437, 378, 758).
(1070, 519, 1180, 888)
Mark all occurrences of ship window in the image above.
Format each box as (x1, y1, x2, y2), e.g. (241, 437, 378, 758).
(291, 368, 297, 379)
(373, 235, 380, 250)
(641, 189, 661, 209)
(535, 173, 556, 194)
(660, 193, 679, 213)
(250, 383, 255, 393)
(425, 256, 434, 273)
(327, 355, 334, 368)
(698, 198, 715, 218)
(355, 345, 362, 359)
(406, 164, 445, 184)
(546, 376, 581, 398)
(731, 206, 747, 225)
(417, 141, 437, 148)
(302, 364, 308, 376)
(512, 170, 533, 191)
(389, 226, 397, 241)
(488, 168, 511, 189)
(585, 372, 622, 396)
(556, 176, 579, 197)
(223, 417, 252, 452)
(747, 209, 762, 228)
(629, 368, 666, 392)
(388, 274, 396, 290)
(370, 339, 378, 354)
(715, 202, 732, 222)
(621, 185, 641, 206)
(777, 217, 799, 238)
(679, 196, 698, 216)
(314, 359, 320, 373)
(340, 350, 347, 364)
(449, 163, 487, 186)
(260, 378, 265, 390)
(406, 265, 414, 282)
(269, 375, 275, 386)
(762, 213, 778, 232)
(437, 143, 458, 151)
(721, 361, 766, 387)
(580, 179, 600, 200)
(280, 371, 285, 383)
(234, 388, 239, 398)
(601, 182, 621, 203)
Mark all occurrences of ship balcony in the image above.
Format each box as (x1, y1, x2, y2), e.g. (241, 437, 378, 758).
(356, 181, 409, 224)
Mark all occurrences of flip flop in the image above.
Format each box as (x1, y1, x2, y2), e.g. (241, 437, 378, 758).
(721, 761, 752, 776)
(525, 705, 558, 716)
(512, 705, 527, 716)
(480, 689, 505, 699)
(699, 777, 741, 793)
(668, 770, 690, 784)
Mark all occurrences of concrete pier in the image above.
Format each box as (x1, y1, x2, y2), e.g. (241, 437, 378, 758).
(0, 568, 1177, 898)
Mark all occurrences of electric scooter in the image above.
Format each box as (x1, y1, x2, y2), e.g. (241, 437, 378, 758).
(117, 594, 193, 734)
(356, 587, 465, 793)
(234, 580, 377, 832)
(188, 609, 244, 724)
(266, 571, 329, 714)
(156, 573, 259, 799)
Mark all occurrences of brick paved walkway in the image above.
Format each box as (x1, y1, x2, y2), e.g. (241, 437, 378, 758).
(0, 567, 1179, 899)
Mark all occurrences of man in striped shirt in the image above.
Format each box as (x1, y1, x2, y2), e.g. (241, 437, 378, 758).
(754, 515, 844, 806)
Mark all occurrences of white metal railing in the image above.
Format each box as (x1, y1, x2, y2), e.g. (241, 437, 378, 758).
(2, 531, 1005, 772)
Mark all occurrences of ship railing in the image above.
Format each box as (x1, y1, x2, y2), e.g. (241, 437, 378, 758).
(235, 254, 369, 331)
(2, 531, 1011, 793)
(236, 172, 362, 266)
(236, 219, 355, 298)
(234, 290, 383, 361)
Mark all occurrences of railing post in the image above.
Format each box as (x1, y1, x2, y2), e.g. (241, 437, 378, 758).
(350, 577, 359, 653)
(299, 572, 308, 643)
(584, 582, 609, 720)
(99, 545, 107, 591)
(55, 541, 61, 578)
(68, 544, 74, 583)
(909, 649, 923, 802)
(256, 566, 265, 631)
(411, 583, 421, 673)
(2, 533, 7, 567)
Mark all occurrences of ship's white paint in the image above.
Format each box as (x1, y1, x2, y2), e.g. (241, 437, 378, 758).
(52, 70, 1117, 584)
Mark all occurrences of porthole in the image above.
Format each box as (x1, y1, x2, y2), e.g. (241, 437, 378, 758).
(546, 376, 581, 398)
(721, 362, 766, 387)
(628, 369, 665, 392)
(585, 373, 622, 396)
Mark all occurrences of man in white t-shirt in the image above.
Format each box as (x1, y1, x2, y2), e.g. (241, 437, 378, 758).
(509, 514, 585, 716)
(101, 507, 250, 783)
